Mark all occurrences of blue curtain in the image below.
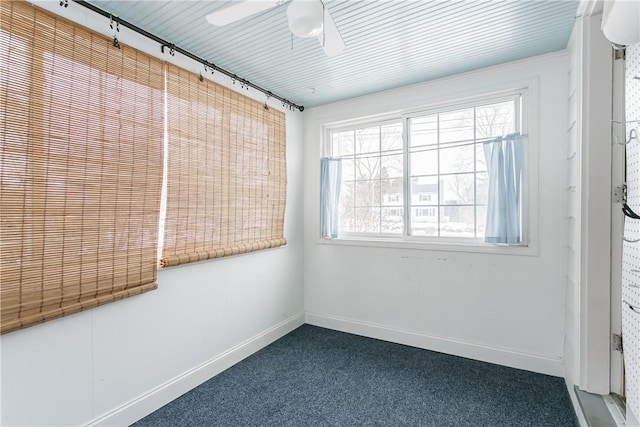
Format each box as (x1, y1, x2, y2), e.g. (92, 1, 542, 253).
(320, 157, 342, 238)
(483, 133, 523, 244)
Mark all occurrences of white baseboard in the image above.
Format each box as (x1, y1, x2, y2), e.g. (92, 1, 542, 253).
(87, 312, 305, 427)
(306, 312, 564, 377)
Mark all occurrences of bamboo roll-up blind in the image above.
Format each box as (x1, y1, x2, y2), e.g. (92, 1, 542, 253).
(0, 1, 164, 334)
(162, 64, 287, 267)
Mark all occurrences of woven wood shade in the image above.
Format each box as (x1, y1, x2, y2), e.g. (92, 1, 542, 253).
(161, 64, 287, 267)
(0, 1, 164, 334)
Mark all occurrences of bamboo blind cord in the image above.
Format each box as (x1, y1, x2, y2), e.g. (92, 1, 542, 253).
(161, 65, 287, 267)
(0, 1, 164, 334)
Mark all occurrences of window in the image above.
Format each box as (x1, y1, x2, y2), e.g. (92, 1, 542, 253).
(331, 121, 404, 235)
(324, 93, 525, 245)
(414, 208, 436, 217)
(385, 208, 403, 217)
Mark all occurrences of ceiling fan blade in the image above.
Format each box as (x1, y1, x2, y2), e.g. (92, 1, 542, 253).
(317, 7, 345, 57)
(206, 0, 285, 26)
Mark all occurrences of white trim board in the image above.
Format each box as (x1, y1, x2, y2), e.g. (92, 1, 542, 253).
(306, 313, 564, 377)
(86, 313, 305, 427)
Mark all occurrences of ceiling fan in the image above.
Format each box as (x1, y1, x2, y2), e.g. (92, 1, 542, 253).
(205, 0, 346, 57)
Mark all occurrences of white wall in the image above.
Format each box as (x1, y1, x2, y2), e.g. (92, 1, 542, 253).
(303, 52, 569, 377)
(0, 2, 305, 426)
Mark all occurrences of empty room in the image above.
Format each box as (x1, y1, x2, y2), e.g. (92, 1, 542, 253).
(1, 0, 639, 426)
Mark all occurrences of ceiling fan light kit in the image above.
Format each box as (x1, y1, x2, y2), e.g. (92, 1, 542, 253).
(286, 0, 324, 38)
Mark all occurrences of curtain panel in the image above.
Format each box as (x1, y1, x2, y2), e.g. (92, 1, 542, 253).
(483, 133, 523, 244)
(320, 157, 342, 238)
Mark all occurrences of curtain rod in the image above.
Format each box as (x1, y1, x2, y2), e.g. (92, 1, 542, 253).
(69, 0, 305, 112)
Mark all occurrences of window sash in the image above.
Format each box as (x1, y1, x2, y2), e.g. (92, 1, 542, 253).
(325, 92, 526, 245)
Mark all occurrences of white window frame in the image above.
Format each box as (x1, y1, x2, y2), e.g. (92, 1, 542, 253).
(320, 87, 537, 256)
(326, 117, 405, 239)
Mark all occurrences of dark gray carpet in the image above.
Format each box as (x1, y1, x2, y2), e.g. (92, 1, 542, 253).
(133, 325, 578, 426)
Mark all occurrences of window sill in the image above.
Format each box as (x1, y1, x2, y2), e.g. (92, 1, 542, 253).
(316, 235, 538, 256)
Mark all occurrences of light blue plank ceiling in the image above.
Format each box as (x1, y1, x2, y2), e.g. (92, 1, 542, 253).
(87, 0, 579, 108)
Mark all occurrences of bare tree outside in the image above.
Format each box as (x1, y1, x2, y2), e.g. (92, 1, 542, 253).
(334, 122, 403, 234)
(437, 101, 515, 237)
